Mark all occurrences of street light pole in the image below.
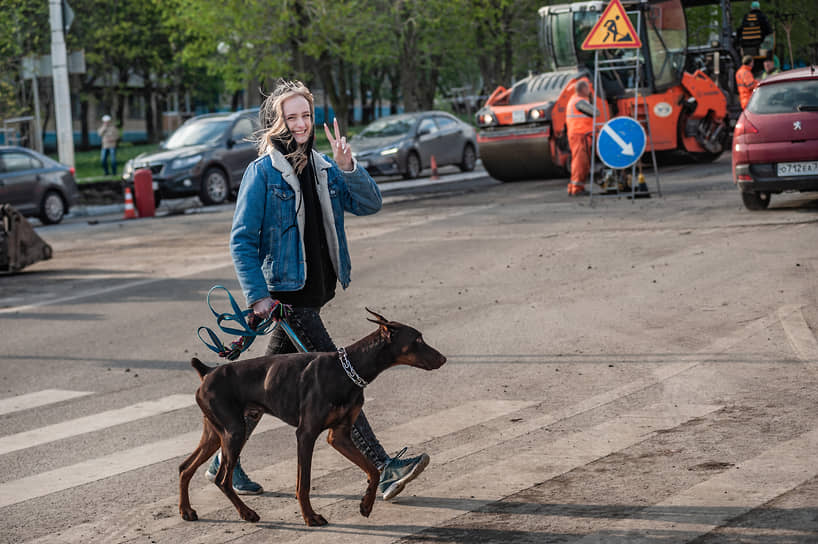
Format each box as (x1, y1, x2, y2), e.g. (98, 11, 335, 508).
(49, 0, 75, 167)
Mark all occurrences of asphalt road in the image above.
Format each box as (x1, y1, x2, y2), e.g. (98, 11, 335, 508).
(1, 156, 818, 543)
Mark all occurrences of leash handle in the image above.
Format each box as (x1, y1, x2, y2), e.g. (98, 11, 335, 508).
(197, 285, 291, 360)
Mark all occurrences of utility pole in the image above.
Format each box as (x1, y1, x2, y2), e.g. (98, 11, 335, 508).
(49, 0, 75, 167)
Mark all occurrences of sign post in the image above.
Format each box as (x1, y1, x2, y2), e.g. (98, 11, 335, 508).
(579, 0, 660, 201)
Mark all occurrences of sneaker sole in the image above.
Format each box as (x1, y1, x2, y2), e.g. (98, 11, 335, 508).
(206, 470, 263, 495)
(382, 454, 430, 501)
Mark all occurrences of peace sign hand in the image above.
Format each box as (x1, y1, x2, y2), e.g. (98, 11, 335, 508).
(323, 118, 353, 172)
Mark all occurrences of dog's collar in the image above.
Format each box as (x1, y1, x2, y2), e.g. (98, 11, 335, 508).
(337, 347, 367, 388)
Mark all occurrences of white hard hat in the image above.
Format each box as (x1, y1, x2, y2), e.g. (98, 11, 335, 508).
(102, 115, 112, 122)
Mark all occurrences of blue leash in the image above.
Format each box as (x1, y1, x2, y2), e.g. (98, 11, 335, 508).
(197, 285, 307, 361)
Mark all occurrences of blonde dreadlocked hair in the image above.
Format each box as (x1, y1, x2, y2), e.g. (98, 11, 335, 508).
(256, 80, 315, 174)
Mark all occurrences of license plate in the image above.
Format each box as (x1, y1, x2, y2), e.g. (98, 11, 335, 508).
(512, 110, 525, 123)
(152, 182, 159, 190)
(777, 161, 818, 177)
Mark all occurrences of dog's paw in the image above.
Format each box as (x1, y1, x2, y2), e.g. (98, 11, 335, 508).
(360, 497, 374, 517)
(304, 512, 328, 526)
(240, 508, 260, 523)
(180, 508, 198, 521)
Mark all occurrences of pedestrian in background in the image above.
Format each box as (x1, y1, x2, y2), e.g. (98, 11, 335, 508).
(737, 1, 772, 55)
(97, 115, 119, 176)
(760, 53, 781, 80)
(736, 55, 759, 109)
(208, 79, 431, 500)
(566, 79, 596, 196)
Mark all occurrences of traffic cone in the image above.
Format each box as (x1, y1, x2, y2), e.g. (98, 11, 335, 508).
(123, 187, 138, 219)
(430, 155, 439, 180)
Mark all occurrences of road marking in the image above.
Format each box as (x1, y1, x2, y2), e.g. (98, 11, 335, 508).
(0, 389, 92, 416)
(25, 399, 534, 543)
(22, 308, 793, 542)
(778, 304, 818, 362)
(0, 254, 229, 315)
(202, 403, 722, 544)
(574, 425, 818, 543)
(0, 395, 195, 456)
(0, 415, 289, 510)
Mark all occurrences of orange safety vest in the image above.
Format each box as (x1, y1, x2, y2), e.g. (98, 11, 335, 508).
(566, 94, 594, 136)
(735, 65, 757, 109)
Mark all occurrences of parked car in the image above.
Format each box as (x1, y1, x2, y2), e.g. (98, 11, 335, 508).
(0, 145, 80, 224)
(122, 109, 259, 206)
(732, 67, 818, 210)
(350, 111, 478, 179)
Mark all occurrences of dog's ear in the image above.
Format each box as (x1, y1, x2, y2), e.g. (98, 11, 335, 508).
(365, 307, 389, 325)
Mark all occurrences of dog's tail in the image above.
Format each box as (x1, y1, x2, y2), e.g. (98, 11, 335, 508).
(190, 357, 213, 380)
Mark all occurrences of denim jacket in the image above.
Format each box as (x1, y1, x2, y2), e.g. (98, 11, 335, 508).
(230, 149, 382, 307)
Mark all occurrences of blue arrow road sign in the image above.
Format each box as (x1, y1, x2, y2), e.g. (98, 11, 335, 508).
(596, 116, 646, 169)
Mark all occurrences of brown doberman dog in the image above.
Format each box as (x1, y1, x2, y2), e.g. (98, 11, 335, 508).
(178, 308, 446, 526)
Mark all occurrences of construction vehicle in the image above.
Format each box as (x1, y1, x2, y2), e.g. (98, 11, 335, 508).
(476, 0, 740, 182)
(0, 204, 53, 273)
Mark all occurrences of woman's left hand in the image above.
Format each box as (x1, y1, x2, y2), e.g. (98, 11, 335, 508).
(324, 118, 353, 171)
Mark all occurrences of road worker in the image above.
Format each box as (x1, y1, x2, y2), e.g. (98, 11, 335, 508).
(737, 1, 772, 55)
(736, 55, 759, 109)
(566, 79, 597, 196)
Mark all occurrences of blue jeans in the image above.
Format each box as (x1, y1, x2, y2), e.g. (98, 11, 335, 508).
(265, 306, 391, 468)
(100, 147, 117, 176)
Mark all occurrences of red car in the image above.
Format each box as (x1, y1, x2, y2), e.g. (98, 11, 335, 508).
(732, 66, 818, 210)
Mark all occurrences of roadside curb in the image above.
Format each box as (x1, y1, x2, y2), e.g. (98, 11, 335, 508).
(70, 167, 491, 220)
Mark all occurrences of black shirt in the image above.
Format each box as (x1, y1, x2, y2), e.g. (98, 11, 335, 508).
(270, 138, 337, 308)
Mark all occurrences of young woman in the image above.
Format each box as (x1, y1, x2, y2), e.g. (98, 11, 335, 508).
(207, 80, 429, 500)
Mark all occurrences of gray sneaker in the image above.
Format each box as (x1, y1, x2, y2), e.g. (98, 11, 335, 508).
(378, 447, 430, 501)
(205, 454, 264, 495)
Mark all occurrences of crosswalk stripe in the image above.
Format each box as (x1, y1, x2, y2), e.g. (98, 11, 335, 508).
(25, 399, 535, 544)
(573, 426, 818, 543)
(261, 403, 723, 544)
(0, 394, 195, 456)
(0, 389, 92, 417)
(778, 304, 818, 362)
(0, 416, 288, 509)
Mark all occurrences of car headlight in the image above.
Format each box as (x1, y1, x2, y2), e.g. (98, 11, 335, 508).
(170, 154, 203, 170)
(122, 159, 134, 178)
(380, 147, 399, 156)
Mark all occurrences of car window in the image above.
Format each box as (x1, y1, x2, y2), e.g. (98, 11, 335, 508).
(164, 118, 231, 149)
(358, 117, 413, 138)
(435, 116, 457, 129)
(0, 152, 41, 173)
(231, 118, 255, 143)
(748, 80, 818, 114)
(418, 118, 438, 135)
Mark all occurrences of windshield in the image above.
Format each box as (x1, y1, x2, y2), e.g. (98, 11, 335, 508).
(552, 12, 575, 68)
(164, 118, 231, 149)
(646, 0, 687, 90)
(358, 117, 413, 138)
(748, 80, 818, 114)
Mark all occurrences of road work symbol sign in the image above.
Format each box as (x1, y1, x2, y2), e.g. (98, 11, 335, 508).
(596, 116, 646, 169)
(581, 0, 642, 50)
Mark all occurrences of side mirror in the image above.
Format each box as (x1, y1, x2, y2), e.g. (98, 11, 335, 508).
(418, 127, 431, 137)
(226, 138, 235, 149)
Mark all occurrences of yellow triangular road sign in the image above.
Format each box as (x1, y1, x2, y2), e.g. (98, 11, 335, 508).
(581, 0, 642, 50)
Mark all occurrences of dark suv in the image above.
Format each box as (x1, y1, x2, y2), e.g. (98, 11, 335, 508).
(122, 109, 259, 206)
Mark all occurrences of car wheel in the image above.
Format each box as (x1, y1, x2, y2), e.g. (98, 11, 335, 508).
(459, 144, 476, 172)
(200, 167, 229, 206)
(741, 191, 771, 210)
(403, 152, 421, 179)
(39, 190, 66, 224)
